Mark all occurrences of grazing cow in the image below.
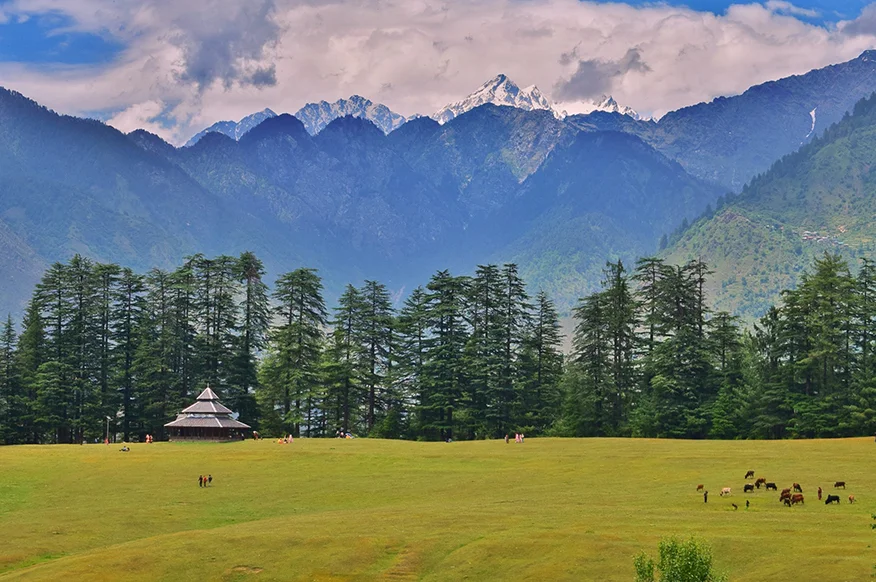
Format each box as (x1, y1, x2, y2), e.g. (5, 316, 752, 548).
(745, 470, 755, 479)
(848, 495, 856, 504)
(779, 491, 792, 502)
(696, 484, 704, 491)
(720, 487, 732, 497)
(780, 488, 791, 496)
(793, 483, 803, 493)
(834, 481, 846, 489)
(744, 484, 755, 493)
(755, 478, 767, 488)
(731, 503, 738, 510)
(825, 495, 840, 505)
(783, 498, 792, 507)
(765, 482, 777, 491)
(791, 494, 804, 505)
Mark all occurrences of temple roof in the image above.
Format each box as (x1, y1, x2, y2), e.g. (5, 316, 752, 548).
(164, 386, 251, 429)
(165, 416, 251, 429)
(196, 387, 221, 401)
(181, 399, 233, 415)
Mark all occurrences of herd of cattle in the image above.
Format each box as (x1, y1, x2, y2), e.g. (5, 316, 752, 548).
(697, 471, 856, 508)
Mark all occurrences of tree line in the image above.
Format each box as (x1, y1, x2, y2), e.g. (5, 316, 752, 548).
(0, 251, 872, 444)
(0, 256, 562, 442)
(560, 253, 875, 439)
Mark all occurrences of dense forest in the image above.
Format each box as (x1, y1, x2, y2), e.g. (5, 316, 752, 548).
(0, 251, 873, 444)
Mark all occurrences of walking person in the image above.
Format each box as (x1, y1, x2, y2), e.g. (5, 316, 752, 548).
(704, 490, 708, 503)
(208, 474, 213, 486)
(198, 475, 203, 488)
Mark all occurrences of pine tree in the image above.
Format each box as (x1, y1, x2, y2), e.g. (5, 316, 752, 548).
(395, 287, 429, 436)
(229, 252, 270, 426)
(0, 315, 17, 443)
(259, 268, 326, 436)
(113, 268, 145, 440)
(422, 271, 470, 441)
(519, 291, 563, 433)
(15, 298, 45, 443)
(358, 280, 394, 433)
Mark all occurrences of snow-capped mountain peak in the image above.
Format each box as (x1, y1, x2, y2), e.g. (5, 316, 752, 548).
(294, 96, 407, 135)
(185, 108, 277, 147)
(571, 95, 640, 120)
(433, 74, 564, 124)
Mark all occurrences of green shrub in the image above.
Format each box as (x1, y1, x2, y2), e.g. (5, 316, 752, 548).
(634, 537, 727, 582)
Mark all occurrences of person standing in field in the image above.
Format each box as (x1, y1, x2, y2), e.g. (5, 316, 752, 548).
(208, 474, 213, 486)
(704, 490, 708, 503)
(504, 434, 509, 444)
(198, 475, 203, 488)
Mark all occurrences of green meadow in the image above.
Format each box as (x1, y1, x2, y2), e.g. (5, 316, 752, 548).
(0, 438, 873, 581)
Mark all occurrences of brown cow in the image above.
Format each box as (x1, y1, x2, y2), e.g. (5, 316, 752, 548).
(755, 477, 767, 488)
(745, 470, 755, 479)
(779, 491, 791, 502)
(834, 481, 846, 489)
(791, 493, 804, 505)
(696, 484, 704, 491)
(848, 495, 856, 504)
(793, 483, 803, 493)
(780, 487, 791, 496)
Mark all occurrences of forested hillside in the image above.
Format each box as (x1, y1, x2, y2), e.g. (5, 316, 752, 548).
(0, 90, 718, 316)
(665, 93, 876, 319)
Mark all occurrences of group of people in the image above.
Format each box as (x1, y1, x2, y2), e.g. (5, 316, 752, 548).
(336, 429, 354, 439)
(198, 474, 213, 487)
(144, 434, 154, 443)
(504, 433, 525, 444)
(277, 435, 294, 444)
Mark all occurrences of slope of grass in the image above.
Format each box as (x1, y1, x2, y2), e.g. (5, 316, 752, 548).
(0, 438, 873, 581)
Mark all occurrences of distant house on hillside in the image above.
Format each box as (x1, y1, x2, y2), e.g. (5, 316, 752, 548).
(164, 387, 250, 441)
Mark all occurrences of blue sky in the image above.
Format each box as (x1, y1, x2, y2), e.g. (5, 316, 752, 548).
(1, 0, 874, 143)
(0, 11, 123, 65)
(611, 0, 870, 21)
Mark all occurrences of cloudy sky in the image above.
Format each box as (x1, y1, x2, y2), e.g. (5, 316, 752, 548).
(1, 0, 874, 144)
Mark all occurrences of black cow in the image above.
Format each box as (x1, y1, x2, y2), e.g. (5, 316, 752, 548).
(744, 483, 755, 493)
(834, 481, 846, 489)
(793, 483, 803, 493)
(783, 498, 792, 507)
(765, 482, 777, 491)
(745, 470, 755, 479)
(825, 495, 841, 504)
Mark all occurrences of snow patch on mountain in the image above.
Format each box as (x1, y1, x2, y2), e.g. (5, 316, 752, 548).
(295, 96, 407, 135)
(185, 109, 277, 147)
(566, 95, 640, 120)
(433, 74, 564, 123)
(804, 106, 817, 140)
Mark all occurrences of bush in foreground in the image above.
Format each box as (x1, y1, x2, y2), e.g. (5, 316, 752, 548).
(634, 537, 727, 582)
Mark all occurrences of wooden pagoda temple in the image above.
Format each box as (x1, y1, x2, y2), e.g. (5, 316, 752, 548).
(165, 387, 250, 441)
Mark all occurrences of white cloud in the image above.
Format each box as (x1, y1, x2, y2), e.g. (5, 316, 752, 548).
(765, 1, 820, 18)
(106, 100, 168, 137)
(1, 0, 875, 144)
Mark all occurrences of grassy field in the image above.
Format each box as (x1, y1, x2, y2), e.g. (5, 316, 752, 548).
(0, 438, 873, 581)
